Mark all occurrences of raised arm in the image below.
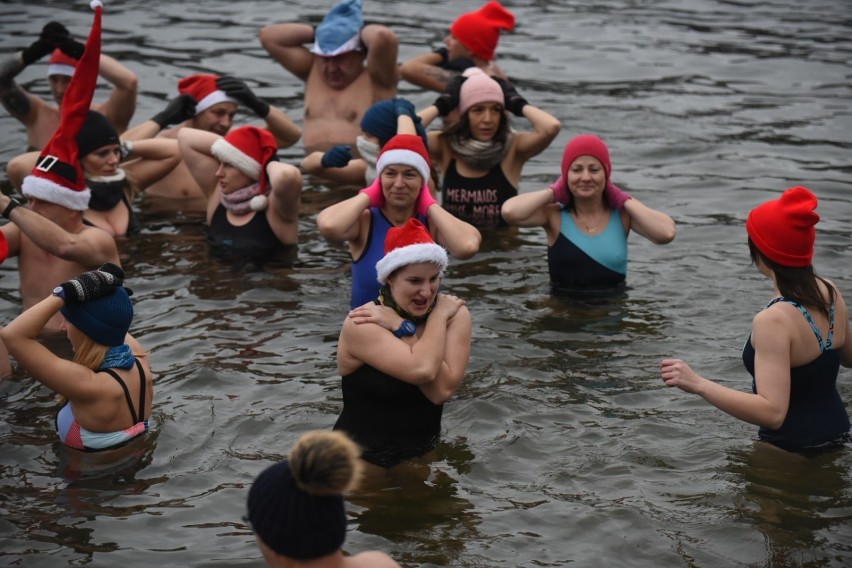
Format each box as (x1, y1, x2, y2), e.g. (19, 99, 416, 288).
(258, 23, 315, 82)
(121, 138, 181, 191)
(96, 54, 138, 133)
(176, 128, 220, 199)
(264, 105, 302, 148)
(425, 205, 481, 260)
(315, 192, 371, 244)
(501, 188, 557, 228)
(0, 22, 62, 126)
(267, 161, 302, 245)
(623, 196, 676, 244)
(300, 148, 367, 186)
(399, 51, 457, 93)
(361, 24, 399, 91)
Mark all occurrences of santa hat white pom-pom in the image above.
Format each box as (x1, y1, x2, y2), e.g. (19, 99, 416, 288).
(90, 0, 103, 10)
(250, 194, 268, 211)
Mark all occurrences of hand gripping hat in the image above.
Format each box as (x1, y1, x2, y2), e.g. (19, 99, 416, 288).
(360, 98, 428, 149)
(746, 186, 819, 267)
(458, 67, 504, 115)
(178, 74, 238, 115)
(450, 1, 515, 61)
(561, 134, 612, 183)
(375, 134, 431, 185)
(22, 1, 104, 211)
(375, 218, 448, 284)
(211, 126, 278, 194)
(47, 49, 77, 77)
(310, 0, 364, 57)
(61, 285, 133, 347)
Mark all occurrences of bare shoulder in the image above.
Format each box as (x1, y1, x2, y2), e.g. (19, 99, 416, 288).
(346, 550, 401, 568)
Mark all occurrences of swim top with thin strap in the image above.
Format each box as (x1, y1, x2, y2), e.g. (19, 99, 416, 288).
(743, 297, 850, 450)
(56, 359, 150, 452)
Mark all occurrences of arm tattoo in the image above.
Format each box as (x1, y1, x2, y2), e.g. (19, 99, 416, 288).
(423, 67, 456, 90)
(1, 85, 31, 116)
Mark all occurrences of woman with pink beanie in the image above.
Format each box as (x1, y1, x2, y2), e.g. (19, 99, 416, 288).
(501, 134, 675, 293)
(419, 67, 561, 229)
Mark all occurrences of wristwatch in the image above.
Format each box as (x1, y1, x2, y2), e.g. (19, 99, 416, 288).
(52, 285, 65, 300)
(393, 319, 416, 338)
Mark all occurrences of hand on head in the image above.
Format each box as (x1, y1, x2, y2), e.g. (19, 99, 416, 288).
(152, 94, 197, 128)
(415, 186, 437, 217)
(59, 263, 125, 305)
(548, 176, 570, 206)
(432, 74, 466, 117)
(321, 145, 352, 168)
(216, 75, 270, 118)
(493, 77, 528, 116)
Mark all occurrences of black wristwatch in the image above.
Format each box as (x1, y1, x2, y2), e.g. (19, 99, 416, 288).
(393, 319, 416, 338)
(2, 196, 23, 219)
(52, 285, 65, 300)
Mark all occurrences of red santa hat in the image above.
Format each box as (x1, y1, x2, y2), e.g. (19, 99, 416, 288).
(178, 74, 238, 115)
(22, 1, 103, 211)
(450, 1, 515, 61)
(375, 218, 448, 284)
(375, 134, 431, 185)
(746, 186, 819, 267)
(47, 48, 78, 77)
(211, 126, 278, 194)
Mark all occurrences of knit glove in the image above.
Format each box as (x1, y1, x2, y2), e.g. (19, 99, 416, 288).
(416, 186, 438, 217)
(493, 77, 528, 117)
(58, 263, 125, 305)
(321, 145, 352, 168)
(151, 94, 197, 128)
(605, 181, 633, 210)
(217, 75, 270, 118)
(359, 179, 385, 208)
(58, 36, 85, 60)
(548, 176, 570, 206)
(40, 21, 71, 47)
(432, 74, 465, 117)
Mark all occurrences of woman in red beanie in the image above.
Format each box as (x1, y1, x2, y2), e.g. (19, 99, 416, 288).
(501, 134, 676, 292)
(661, 186, 851, 451)
(178, 125, 302, 262)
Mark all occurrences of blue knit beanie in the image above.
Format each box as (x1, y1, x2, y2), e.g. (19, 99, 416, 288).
(247, 460, 346, 559)
(60, 287, 133, 347)
(360, 98, 429, 149)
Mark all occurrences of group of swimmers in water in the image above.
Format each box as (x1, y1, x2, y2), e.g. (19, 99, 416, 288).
(0, 1, 849, 565)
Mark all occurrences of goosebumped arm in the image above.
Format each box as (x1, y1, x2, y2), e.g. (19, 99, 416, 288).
(258, 23, 315, 81)
(97, 54, 138, 133)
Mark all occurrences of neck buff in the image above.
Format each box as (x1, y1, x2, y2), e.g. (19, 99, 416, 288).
(99, 344, 135, 370)
(356, 135, 380, 185)
(448, 130, 512, 171)
(87, 169, 127, 211)
(221, 182, 261, 215)
(378, 283, 437, 324)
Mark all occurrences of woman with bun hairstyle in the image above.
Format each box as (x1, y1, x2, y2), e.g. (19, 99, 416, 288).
(661, 187, 851, 451)
(245, 430, 400, 567)
(178, 125, 302, 260)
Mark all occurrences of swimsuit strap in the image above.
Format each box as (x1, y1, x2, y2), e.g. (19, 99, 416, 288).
(765, 296, 834, 352)
(100, 358, 146, 424)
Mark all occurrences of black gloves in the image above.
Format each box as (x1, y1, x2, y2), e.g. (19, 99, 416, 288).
(21, 21, 69, 67)
(321, 145, 353, 168)
(433, 47, 474, 72)
(493, 77, 528, 116)
(216, 75, 270, 118)
(58, 263, 125, 305)
(58, 36, 85, 60)
(151, 94, 197, 128)
(432, 74, 465, 117)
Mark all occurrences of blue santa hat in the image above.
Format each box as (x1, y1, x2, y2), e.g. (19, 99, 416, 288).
(310, 0, 364, 56)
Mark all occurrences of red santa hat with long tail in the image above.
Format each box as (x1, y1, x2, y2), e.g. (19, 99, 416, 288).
(22, 1, 104, 211)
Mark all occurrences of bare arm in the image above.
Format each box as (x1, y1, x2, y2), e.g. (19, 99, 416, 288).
(400, 51, 456, 93)
(0, 195, 118, 266)
(510, 105, 561, 164)
(176, 128, 220, 199)
(120, 119, 164, 142)
(121, 138, 181, 191)
(315, 192, 371, 243)
(426, 205, 481, 260)
(624, 197, 676, 244)
(660, 310, 791, 429)
(501, 188, 556, 228)
(96, 54, 138, 133)
(264, 105, 301, 149)
(300, 151, 367, 186)
(267, 161, 302, 243)
(418, 305, 471, 404)
(361, 24, 399, 91)
(0, 52, 44, 125)
(258, 23, 315, 82)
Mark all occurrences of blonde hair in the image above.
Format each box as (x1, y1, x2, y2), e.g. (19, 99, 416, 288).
(73, 335, 109, 370)
(288, 431, 362, 496)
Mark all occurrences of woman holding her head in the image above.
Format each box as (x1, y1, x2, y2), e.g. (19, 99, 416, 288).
(501, 134, 676, 293)
(316, 133, 481, 309)
(661, 187, 851, 451)
(332, 218, 472, 469)
(246, 430, 400, 567)
(419, 67, 561, 228)
(178, 125, 302, 261)
(0, 263, 152, 451)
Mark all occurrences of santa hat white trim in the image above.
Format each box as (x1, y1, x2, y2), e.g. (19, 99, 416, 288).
(47, 63, 75, 77)
(22, 175, 91, 211)
(310, 34, 363, 57)
(375, 242, 448, 284)
(211, 138, 261, 180)
(376, 148, 430, 184)
(195, 90, 238, 114)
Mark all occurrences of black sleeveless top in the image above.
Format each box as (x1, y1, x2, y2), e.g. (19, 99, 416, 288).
(333, 363, 443, 467)
(207, 204, 285, 260)
(441, 159, 517, 228)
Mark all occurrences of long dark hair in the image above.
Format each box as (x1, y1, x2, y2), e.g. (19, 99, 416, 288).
(748, 238, 835, 318)
(439, 108, 511, 145)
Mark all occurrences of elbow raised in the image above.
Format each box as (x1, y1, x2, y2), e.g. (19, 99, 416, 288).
(655, 224, 676, 245)
(452, 232, 481, 260)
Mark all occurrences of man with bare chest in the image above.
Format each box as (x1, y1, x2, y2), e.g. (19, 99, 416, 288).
(259, 0, 398, 153)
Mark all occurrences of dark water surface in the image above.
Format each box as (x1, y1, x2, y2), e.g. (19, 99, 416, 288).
(1, 1, 851, 566)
